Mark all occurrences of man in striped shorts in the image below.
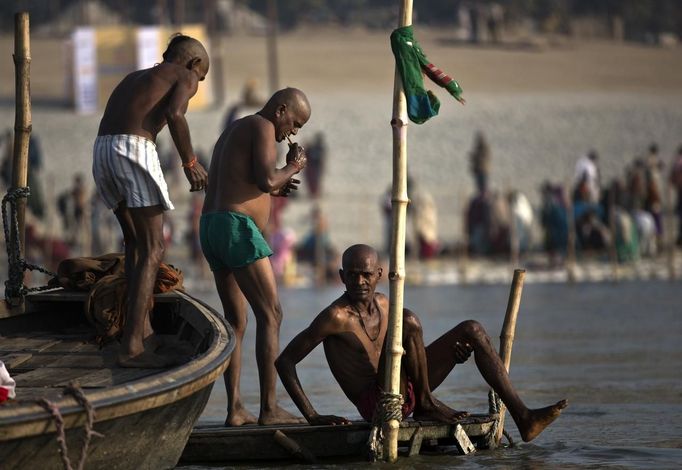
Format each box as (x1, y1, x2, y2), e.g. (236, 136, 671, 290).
(92, 34, 209, 368)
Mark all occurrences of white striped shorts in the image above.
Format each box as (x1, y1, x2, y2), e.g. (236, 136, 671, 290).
(92, 134, 174, 211)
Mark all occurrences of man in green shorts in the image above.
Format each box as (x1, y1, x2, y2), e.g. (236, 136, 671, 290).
(201, 88, 309, 426)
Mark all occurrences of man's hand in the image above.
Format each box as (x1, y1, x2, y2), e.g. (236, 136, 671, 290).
(307, 414, 352, 426)
(271, 178, 300, 197)
(286, 143, 307, 171)
(453, 341, 473, 364)
(184, 160, 208, 192)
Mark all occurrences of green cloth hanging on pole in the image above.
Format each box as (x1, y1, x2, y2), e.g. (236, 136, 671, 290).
(390, 25, 465, 124)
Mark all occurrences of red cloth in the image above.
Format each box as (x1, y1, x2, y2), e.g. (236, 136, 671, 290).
(0, 387, 9, 403)
(356, 380, 416, 422)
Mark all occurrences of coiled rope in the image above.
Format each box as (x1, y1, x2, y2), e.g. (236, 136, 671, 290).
(2, 186, 57, 303)
(367, 391, 404, 461)
(488, 389, 514, 447)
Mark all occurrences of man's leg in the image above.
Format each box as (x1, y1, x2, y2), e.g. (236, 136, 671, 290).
(398, 309, 468, 423)
(213, 268, 258, 426)
(232, 257, 304, 425)
(115, 204, 171, 367)
(425, 320, 567, 441)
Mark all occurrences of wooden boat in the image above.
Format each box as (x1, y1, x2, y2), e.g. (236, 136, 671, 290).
(0, 289, 234, 470)
(181, 414, 498, 464)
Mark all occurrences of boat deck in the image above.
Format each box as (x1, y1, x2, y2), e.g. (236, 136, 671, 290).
(182, 414, 498, 463)
(0, 328, 163, 403)
(0, 291, 194, 404)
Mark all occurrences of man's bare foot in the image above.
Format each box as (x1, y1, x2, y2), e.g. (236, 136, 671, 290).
(117, 349, 178, 368)
(258, 405, 307, 425)
(518, 399, 568, 442)
(226, 407, 258, 426)
(413, 398, 469, 423)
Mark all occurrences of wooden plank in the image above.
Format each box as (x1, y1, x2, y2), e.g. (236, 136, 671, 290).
(72, 367, 160, 387)
(6, 386, 66, 402)
(0, 337, 62, 353)
(12, 367, 94, 387)
(453, 423, 476, 455)
(0, 353, 33, 369)
(18, 353, 112, 370)
(183, 415, 497, 463)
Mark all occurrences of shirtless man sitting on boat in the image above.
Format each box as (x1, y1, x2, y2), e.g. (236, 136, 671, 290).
(277, 244, 567, 441)
(201, 88, 309, 425)
(92, 34, 209, 368)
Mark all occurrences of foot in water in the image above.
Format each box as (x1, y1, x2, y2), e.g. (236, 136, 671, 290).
(258, 405, 307, 425)
(225, 407, 258, 426)
(517, 399, 568, 442)
(413, 398, 469, 423)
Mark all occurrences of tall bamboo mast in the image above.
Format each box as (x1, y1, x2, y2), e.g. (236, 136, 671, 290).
(382, 0, 413, 462)
(11, 12, 31, 263)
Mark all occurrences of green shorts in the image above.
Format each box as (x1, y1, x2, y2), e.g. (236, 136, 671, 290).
(199, 211, 273, 271)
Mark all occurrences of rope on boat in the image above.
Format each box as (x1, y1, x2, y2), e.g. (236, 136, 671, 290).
(2, 186, 57, 304)
(37, 398, 75, 470)
(36, 383, 102, 470)
(367, 391, 404, 461)
(487, 389, 514, 447)
(65, 382, 104, 470)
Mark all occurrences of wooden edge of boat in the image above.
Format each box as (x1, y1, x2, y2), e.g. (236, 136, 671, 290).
(182, 414, 499, 463)
(0, 289, 234, 441)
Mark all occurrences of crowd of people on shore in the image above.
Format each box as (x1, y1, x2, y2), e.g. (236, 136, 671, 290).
(381, 132, 682, 270)
(2, 127, 682, 285)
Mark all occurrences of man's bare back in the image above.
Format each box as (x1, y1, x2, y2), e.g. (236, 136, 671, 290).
(98, 63, 197, 140)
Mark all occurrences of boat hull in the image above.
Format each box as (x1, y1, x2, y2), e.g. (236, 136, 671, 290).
(1, 385, 212, 469)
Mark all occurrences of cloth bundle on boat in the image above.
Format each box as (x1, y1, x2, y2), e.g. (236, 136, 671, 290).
(390, 25, 464, 124)
(0, 361, 16, 403)
(50, 254, 185, 343)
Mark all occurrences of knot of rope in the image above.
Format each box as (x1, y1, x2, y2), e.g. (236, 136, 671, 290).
(487, 389, 514, 448)
(367, 391, 404, 462)
(36, 382, 103, 470)
(2, 186, 57, 304)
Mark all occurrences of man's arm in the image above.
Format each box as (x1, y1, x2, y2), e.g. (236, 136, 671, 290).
(275, 310, 351, 425)
(251, 122, 306, 194)
(163, 71, 208, 191)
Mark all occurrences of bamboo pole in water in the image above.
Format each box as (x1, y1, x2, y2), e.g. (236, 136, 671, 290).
(494, 268, 525, 445)
(11, 12, 31, 264)
(382, 0, 413, 462)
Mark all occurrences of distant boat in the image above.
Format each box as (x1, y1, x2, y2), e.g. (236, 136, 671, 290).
(0, 289, 234, 469)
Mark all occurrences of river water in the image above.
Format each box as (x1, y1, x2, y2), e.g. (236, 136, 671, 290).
(182, 279, 681, 468)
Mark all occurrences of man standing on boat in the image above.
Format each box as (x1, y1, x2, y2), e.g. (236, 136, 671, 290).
(276, 244, 567, 441)
(200, 88, 309, 425)
(92, 35, 209, 368)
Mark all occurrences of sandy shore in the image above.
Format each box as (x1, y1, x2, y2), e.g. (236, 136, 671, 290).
(1, 28, 681, 254)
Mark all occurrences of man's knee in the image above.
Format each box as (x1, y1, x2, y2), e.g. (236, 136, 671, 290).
(459, 319, 488, 340)
(403, 309, 423, 337)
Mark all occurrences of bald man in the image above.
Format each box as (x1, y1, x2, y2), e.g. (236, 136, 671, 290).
(201, 88, 309, 425)
(277, 244, 567, 442)
(92, 34, 209, 368)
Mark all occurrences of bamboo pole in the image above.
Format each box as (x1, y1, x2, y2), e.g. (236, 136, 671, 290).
(11, 12, 31, 265)
(494, 268, 526, 445)
(266, 0, 280, 93)
(382, 0, 413, 462)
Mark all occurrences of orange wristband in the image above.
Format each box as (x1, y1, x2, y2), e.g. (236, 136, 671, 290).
(182, 156, 197, 169)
